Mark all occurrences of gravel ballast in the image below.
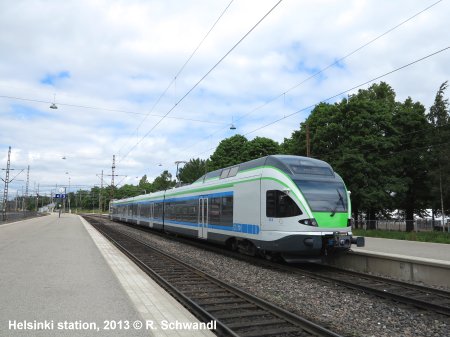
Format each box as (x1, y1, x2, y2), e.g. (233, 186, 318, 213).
(104, 221, 449, 337)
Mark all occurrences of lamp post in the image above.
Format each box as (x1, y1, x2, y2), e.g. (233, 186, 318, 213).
(68, 176, 71, 213)
(175, 161, 187, 186)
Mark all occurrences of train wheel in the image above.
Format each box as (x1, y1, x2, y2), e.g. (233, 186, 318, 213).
(261, 250, 281, 261)
(237, 240, 257, 257)
(226, 238, 238, 251)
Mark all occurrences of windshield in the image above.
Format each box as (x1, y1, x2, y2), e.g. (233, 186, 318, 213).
(294, 180, 348, 212)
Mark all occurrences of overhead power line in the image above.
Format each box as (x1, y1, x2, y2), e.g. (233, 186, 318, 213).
(189, 46, 450, 158)
(244, 46, 449, 136)
(172, 0, 444, 159)
(0, 1, 237, 134)
(0, 94, 227, 125)
(118, 0, 284, 163)
(116, 0, 235, 156)
(309, 121, 450, 159)
(237, 0, 444, 124)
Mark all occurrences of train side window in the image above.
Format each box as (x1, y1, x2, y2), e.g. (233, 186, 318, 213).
(228, 166, 239, 177)
(221, 196, 233, 226)
(266, 190, 302, 218)
(220, 168, 230, 179)
(209, 197, 221, 225)
(154, 202, 163, 219)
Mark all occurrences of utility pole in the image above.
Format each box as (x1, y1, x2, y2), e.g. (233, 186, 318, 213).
(99, 170, 103, 213)
(2, 147, 11, 221)
(24, 165, 30, 211)
(439, 164, 446, 232)
(103, 155, 125, 210)
(36, 183, 39, 212)
(175, 161, 187, 186)
(111, 155, 115, 201)
(306, 124, 311, 157)
(1, 147, 24, 220)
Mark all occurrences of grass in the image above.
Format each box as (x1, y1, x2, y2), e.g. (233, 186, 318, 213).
(352, 229, 450, 244)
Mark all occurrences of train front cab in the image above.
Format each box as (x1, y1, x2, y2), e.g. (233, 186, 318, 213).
(256, 156, 364, 261)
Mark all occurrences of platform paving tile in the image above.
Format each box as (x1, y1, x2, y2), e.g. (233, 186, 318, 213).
(0, 213, 217, 337)
(0, 213, 148, 337)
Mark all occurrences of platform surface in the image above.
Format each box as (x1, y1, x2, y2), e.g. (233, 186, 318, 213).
(352, 236, 450, 263)
(0, 213, 215, 337)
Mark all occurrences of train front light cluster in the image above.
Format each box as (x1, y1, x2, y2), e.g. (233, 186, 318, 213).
(298, 218, 318, 227)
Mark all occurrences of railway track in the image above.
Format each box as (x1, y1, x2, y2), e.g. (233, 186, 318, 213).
(295, 264, 450, 317)
(85, 215, 450, 318)
(84, 215, 343, 337)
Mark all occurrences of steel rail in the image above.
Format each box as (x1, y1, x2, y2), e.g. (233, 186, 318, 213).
(89, 215, 450, 317)
(84, 215, 343, 337)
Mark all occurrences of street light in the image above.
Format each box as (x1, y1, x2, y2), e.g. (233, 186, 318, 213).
(230, 116, 236, 130)
(50, 94, 58, 109)
(67, 175, 71, 213)
(175, 161, 187, 186)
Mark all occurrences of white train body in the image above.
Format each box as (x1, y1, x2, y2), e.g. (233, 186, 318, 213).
(110, 155, 364, 260)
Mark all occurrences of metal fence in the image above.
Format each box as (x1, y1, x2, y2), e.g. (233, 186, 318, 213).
(0, 211, 40, 223)
(358, 219, 448, 232)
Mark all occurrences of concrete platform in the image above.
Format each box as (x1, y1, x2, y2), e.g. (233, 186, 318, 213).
(0, 213, 216, 336)
(326, 237, 450, 289)
(353, 237, 450, 262)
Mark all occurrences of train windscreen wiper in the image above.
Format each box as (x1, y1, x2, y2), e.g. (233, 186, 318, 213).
(330, 188, 345, 217)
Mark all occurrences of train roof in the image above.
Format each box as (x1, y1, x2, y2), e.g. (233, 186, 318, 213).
(195, 155, 335, 183)
(111, 155, 339, 204)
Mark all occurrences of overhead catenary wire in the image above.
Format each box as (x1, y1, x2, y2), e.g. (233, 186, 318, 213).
(171, 0, 444, 159)
(244, 47, 449, 137)
(238, 0, 445, 123)
(0, 94, 227, 125)
(186, 46, 450, 159)
(308, 122, 450, 159)
(116, 0, 235, 157)
(118, 0, 284, 163)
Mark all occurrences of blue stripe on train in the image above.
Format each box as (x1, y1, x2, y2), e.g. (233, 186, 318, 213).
(164, 220, 260, 234)
(208, 223, 260, 234)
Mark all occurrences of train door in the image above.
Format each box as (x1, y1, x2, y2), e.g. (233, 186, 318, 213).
(198, 197, 208, 239)
(137, 204, 140, 225)
(149, 203, 154, 228)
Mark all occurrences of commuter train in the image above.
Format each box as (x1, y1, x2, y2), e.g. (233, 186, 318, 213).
(109, 155, 364, 261)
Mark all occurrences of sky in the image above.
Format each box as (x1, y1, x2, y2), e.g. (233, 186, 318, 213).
(0, 0, 449, 197)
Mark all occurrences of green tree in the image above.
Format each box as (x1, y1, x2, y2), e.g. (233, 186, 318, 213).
(209, 135, 248, 170)
(391, 97, 431, 231)
(152, 170, 176, 192)
(116, 184, 139, 198)
(244, 136, 280, 160)
(178, 158, 210, 184)
(328, 83, 398, 227)
(281, 82, 398, 227)
(427, 81, 450, 221)
(138, 174, 152, 194)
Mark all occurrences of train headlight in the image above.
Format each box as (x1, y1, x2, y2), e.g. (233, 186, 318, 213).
(298, 218, 318, 227)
